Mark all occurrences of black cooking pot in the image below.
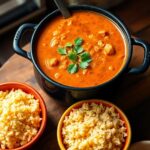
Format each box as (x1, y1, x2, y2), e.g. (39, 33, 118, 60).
(13, 5, 150, 100)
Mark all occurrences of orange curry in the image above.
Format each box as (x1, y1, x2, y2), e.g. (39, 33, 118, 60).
(36, 11, 126, 87)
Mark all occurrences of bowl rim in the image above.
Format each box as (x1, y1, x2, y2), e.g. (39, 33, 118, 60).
(0, 82, 47, 150)
(30, 5, 132, 91)
(57, 99, 131, 150)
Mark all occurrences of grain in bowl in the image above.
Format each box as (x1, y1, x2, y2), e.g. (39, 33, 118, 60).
(57, 100, 131, 150)
(0, 88, 42, 149)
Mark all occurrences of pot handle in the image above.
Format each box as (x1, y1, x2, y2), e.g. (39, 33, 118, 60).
(13, 23, 37, 60)
(128, 38, 150, 74)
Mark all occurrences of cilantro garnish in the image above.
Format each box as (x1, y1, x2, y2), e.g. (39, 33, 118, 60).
(67, 64, 78, 74)
(57, 47, 67, 55)
(74, 37, 83, 46)
(57, 37, 92, 74)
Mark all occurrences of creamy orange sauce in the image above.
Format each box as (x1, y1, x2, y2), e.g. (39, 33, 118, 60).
(36, 11, 126, 87)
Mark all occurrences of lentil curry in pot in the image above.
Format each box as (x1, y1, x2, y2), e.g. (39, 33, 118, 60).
(36, 11, 126, 87)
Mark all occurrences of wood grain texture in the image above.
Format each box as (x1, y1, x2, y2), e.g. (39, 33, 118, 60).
(111, 0, 150, 34)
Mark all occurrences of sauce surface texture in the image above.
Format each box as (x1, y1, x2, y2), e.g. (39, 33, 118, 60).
(36, 11, 126, 87)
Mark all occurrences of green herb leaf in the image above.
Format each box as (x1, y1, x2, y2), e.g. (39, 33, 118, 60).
(57, 37, 92, 74)
(74, 37, 83, 46)
(65, 42, 72, 47)
(80, 52, 92, 62)
(79, 61, 89, 69)
(68, 51, 78, 62)
(67, 64, 78, 74)
(57, 48, 67, 55)
(74, 46, 84, 54)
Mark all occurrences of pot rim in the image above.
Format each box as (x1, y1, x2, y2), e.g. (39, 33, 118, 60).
(31, 5, 132, 91)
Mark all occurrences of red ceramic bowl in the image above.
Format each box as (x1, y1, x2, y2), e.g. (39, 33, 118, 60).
(57, 99, 131, 150)
(0, 82, 47, 150)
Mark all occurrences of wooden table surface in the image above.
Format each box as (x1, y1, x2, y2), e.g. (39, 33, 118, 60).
(0, 0, 150, 149)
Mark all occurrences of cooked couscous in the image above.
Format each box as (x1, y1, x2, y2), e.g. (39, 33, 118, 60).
(0, 89, 42, 149)
(62, 103, 127, 150)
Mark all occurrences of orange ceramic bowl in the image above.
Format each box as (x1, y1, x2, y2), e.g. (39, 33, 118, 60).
(57, 99, 131, 150)
(0, 82, 47, 150)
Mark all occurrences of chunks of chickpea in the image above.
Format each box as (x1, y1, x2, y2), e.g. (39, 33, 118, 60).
(54, 73, 60, 79)
(53, 30, 60, 36)
(98, 30, 107, 36)
(82, 69, 88, 75)
(50, 37, 59, 47)
(97, 40, 104, 48)
(103, 44, 116, 55)
(59, 60, 68, 70)
(49, 58, 59, 67)
(108, 65, 114, 71)
(60, 56, 67, 61)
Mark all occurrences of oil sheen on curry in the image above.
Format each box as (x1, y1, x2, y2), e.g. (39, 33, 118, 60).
(36, 11, 126, 87)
